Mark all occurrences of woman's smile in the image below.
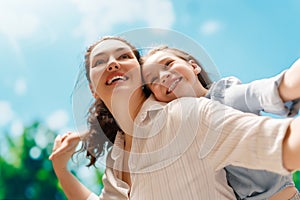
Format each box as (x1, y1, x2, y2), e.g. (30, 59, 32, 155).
(106, 72, 129, 85)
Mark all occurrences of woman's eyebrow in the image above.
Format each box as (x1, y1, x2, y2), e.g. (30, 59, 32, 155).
(93, 47, 130, 58)
(115, 47, 133, 54)
(93, 52, 105, 58)
(115, 47, 128, 52)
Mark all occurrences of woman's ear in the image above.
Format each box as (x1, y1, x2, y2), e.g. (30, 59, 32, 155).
(189, 60, 201, 75)
(89, 83, 98, 99)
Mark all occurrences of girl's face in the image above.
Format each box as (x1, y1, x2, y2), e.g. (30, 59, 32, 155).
(142, 51, 205, 102)
(89, 39, 141, 110)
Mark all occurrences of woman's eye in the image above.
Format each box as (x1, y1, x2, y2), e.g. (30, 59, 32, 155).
(93, 59, 106, 68)
(119, 54, 130, 59)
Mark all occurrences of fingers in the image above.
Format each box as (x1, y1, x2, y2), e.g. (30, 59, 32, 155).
(49, 135, 63, 160)
(49, 132, 81, 160)
(49, 139, 69, 160)
(54, 134, 62, 144)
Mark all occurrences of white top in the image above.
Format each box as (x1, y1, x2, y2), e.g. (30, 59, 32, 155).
(88, 96, 292, 200)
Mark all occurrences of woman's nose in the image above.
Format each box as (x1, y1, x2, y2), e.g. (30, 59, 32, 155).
(106, 63, 120, 71)
(106, 58, 120, 72)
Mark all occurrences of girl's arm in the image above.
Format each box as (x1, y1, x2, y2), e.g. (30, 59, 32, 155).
(49, 133, 94, 200)
(279, 58, 300, 102)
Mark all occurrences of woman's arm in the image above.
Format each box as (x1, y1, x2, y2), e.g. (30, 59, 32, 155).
(189, 97, 298, 173)
(49, 133, 93, 200)
(279, 58, 300, 102)
(283, 116, 300, 171)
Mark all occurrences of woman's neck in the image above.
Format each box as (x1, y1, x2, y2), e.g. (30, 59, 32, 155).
(122, 132, 132, 189)
(129, 93, 147, 120)
(110, 89, 147, 135)
(124, 133, 132, 151)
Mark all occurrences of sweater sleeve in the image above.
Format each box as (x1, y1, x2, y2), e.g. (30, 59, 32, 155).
(222, 73, 300, 116)
(194, 97, 292, 174)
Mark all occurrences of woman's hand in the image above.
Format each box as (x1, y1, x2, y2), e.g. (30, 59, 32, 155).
(279, 58, 300, 101)
(49, 132, 93, 199)
(49, 132, 81, 173)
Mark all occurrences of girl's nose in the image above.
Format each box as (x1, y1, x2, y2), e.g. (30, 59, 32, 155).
(160, 72, 170, 84)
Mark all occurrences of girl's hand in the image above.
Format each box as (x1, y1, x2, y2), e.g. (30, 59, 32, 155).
(49, 132, 81, 171)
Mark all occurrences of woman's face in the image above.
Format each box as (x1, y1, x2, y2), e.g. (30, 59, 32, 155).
(89, 39, 141, 110)
(142, 51, 204, 102)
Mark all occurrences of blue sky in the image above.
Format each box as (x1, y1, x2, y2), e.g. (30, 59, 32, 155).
(1, 0, 300, 136)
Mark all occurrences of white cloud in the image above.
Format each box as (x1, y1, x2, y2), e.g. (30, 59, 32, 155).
(0, 101, 14, 126)
(0, 0, 66, 47)
(70, 0, 175, 44)
(0, 0, 175, 45)
(0, 0, 59, 59)
(0, 1, 41, 39)
(200, 20, 222, 35)
(0, 1, 40, 60)
(46, 110, 69, 130)
(14, 78, 27, 96)
(0, 12, 39, 39)
(143, 0, 174, 27)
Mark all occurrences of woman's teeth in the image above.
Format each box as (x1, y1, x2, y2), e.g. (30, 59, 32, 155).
(107, 76, 128, 85)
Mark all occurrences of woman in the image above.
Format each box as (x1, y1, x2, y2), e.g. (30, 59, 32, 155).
(50, 36, 300, 199)
(50, 36, 143, 199)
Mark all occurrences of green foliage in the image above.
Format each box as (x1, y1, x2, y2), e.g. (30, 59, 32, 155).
(0, 121, 66, 200)
(293, 171, 300, 191)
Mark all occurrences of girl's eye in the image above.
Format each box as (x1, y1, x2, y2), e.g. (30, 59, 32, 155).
(150, 77, 158, 85)
(164, 60, 174, 68)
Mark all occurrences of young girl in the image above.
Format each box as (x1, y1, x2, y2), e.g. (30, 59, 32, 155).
(141, 46, 300, 200)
